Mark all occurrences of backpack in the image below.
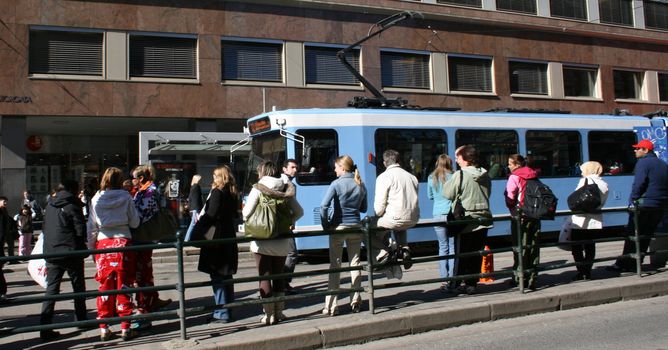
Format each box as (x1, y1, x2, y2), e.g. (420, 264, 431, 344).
(244, 192, 293, 239)
(520, 179, 558, 220)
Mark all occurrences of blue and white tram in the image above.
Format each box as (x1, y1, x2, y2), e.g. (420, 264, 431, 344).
(243, 108, 668, 251)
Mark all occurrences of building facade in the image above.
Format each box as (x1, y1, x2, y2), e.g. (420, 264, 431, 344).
(1, 0, 667, 211)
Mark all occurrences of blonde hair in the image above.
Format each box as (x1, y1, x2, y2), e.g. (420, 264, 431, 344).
(212, 165, 238, 196)
(580, 161, 603, 177)
(336, 155, 362, 186)
(431, 154, 453, 187)
(100, 167, 124, 190)
(257, 161, 277, 178)
(191, 174, 202, 186)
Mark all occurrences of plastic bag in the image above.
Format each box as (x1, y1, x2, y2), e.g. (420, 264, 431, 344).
(28, 234, 48, 288)
(558, 217, 572, 252)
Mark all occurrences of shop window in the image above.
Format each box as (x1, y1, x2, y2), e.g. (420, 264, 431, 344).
(305, 45, 360, 85)
(448, 55, 493, 93)
(659, 73, 668, 102)
(526, 131, 582, 177)
(29, 27, 103, 76)
(645, 0, 668, 30)
(380, 50, 431, 90)
(613, 69, 643, 100)
(374, 129, 446, 181)
(588, 131, 636, 175)
(497, 0, 537, 14)
(509, 61, 548, 95)
(599, 0, 634, 26)
(436, 0, 482, 8)
(455, 130, 518, 179)
(550, 0, 587, 20)
(563, 66, 598, 98)
(129, 34, 197, 79)
(222, 40, 283, 82)
(295, 130, 339, 185)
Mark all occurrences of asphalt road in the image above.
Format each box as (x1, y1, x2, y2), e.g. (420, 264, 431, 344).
(330, 295, 668, 350)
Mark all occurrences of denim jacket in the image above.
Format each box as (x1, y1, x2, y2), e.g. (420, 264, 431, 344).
(320, 173, 368, 229)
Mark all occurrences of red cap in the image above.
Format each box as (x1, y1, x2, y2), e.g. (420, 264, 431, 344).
(632, 139, 654, 151)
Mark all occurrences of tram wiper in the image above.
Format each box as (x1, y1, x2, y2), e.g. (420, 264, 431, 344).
(337, 11, 422, 109)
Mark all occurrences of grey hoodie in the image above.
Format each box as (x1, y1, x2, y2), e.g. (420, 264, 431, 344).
(87, 189, 141, 248)
(443, 166, 493, 233)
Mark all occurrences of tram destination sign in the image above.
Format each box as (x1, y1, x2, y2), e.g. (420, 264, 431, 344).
(248, 116, 271, 135)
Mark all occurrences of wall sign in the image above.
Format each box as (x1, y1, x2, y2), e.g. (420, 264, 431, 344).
(26, 135, 43, 151)
(0, 95, 32, 103)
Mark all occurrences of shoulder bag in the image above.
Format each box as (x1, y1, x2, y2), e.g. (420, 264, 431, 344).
(447, 170, 467, 233)
(133, 208, 179, 242)
(567, 178, 601, 213)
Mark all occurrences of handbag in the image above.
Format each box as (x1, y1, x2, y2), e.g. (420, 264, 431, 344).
(133, 208, 178, 242)
(567, 178, 601, 213)
(245, 192, 293, 239)
(447, 170, 467, 233)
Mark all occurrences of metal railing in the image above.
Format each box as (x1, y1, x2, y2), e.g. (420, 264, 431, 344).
(1, 205, 666, 341)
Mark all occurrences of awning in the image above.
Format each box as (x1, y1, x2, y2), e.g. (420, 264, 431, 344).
(148, 143, 251, 156)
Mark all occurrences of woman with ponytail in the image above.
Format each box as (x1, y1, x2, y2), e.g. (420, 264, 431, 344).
(427, 154, 455, 292)
(319, 155, 367, 315)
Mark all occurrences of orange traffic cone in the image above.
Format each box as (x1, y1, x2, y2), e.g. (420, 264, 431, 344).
(479, 245, 495, 283)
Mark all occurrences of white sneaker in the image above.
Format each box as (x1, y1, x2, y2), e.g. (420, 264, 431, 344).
(376, 250, 389, 264)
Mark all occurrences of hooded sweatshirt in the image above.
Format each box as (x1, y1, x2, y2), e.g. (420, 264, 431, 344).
(505, 166, 539, 212)
(243, 176, 304, 256)
(43, 190, 87, 262)
(87, 189, 141, 249)
(443, 166, 493, 233)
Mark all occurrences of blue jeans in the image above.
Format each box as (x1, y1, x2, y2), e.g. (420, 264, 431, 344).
(184, 210, 198, 241)
(210, 274, 234, 320)
(434, 214, 455, 279)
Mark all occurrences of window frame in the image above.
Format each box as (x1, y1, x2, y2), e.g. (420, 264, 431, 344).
(496, 0, 537, 14)
(659, 72, 668, 102)
(562, 65, 599, 99)
(550, 0, 588, 20)
(613, 69, 644, 101)
(525, 130, 583, 177)
(447, 54, 494, 94)
(374, 128, 447, 182)
(436, 0, 482, 8)
(221, 37, 284, 85)
(598, 0, 634, 26)
(128, 32, 198, 81)
(454, 129, 519, 177)
(645, 0, 668, 30)
(380, 48, 432, 91)
(294, 129, 339, 186)
(508, 60, 549, 96)
(587, 131, 637, 175)
(303, 43, 361, 88)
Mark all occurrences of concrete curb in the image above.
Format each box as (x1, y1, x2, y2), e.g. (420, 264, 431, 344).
(186, 277, 668, 350)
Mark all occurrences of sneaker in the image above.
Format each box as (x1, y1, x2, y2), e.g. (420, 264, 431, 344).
(40, 330, 60, 341)
(100, 327, 112, 341)
(121, 328, 136, 341)
(322, 307, 338, 316)
(401, 247, 413, 270)
(151, 298, 172, 311)
(376, 250, 389, 264)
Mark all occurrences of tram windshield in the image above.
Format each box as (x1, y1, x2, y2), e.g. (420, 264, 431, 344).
(245, 131, 287, 193)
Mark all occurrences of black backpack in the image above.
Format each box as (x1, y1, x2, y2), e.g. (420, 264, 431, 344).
(520, 179, 558, 220)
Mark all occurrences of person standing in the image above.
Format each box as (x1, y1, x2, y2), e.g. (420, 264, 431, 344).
(191, 166, 239, 323)
(443, 145, 492, 295)
(131, 164, 172, 325)
(0, 197, 17, 263)
(609, 139, 668, 272)
(184, 174, 203, 242)
(23, 190, 43, 221)
(427, 154, 455, 291)
(39, 180, 89, 341)
(15, 205, 34, 256)
(373, 149, 419, 270)
(567, 161, 609, 280)
(243, 161, 303, 325)
(320, 155, 367, 316)
(0, 196, 10, 300)
(504, 154, 540, 290)
(87, 167, 141, 341)
(281, 159, 299, 294)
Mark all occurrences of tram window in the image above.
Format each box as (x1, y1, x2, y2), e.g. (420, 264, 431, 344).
(455, 130, 518, 178)
(295, 129, 338, 185)
(526, 130, 582, 177)
(588, 131, 636, 175)
(246, 132, 287, 191)
(375, 129, 446, 182)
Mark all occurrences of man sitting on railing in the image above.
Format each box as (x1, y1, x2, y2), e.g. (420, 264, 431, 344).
(608, 139, 668, 272)
(371, 149, 419, 274)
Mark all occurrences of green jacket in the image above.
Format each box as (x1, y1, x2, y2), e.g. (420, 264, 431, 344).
(443, 166, 493, 233)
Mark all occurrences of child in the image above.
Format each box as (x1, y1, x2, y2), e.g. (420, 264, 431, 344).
(15, 204, 34, 256)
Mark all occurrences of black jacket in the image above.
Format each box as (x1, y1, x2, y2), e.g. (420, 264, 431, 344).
(192, 187, 239, 276)
(187, 183, 204, 213)
(43, 190, 87, 262)
(0, 208, 14, 258)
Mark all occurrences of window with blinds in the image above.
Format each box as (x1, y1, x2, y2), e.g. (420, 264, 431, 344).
(659, 73, 668, 101)
(599, 0, 633, 26)
(645, 0, 668, 30)
(29, 29, 103, 76)
(563, 66, 597, 97)
(380, 51, 431, 89)
(222, 41, 283, 82)
(613, 69, 643, 99)
(496, 0, 537, 14)
(129, 35, 197, 79)
(509, 61, 548, 95)
(550, 0, 587, 20)
(304, 46, 360, 85)
(436, 0, 482, 8)
(448, 56, 493, 92)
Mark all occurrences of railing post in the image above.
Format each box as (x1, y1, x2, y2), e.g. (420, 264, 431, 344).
(363, 218, 375, 314)
(175, 229, 188, 340)
(516, 214, 525, 294)
(633, 203, 642, 277)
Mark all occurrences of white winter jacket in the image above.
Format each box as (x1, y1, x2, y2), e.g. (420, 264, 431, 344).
(87, 189, 141, 249)
(374, 164, 420, 230)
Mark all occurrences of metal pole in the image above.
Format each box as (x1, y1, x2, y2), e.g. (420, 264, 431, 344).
(516, 215, 525, 294)
(364, 219, 375, 314)
(633, 203, 642, 277)
(175, 230, 188, 340)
